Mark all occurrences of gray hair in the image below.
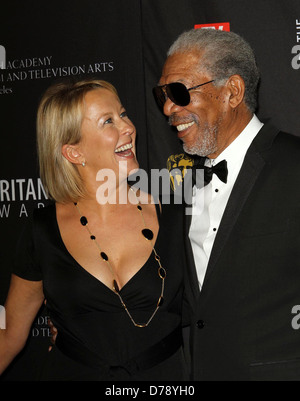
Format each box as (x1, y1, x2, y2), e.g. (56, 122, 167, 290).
(167, 29, 260, 112)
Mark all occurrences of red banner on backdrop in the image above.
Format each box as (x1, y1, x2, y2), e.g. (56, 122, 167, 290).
(194, 22, 230, 31)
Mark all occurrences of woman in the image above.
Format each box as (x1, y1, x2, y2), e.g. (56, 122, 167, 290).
(0, 79, 188, 380)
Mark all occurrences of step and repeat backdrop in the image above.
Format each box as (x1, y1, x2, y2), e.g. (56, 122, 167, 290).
(0, 0, 299, 380)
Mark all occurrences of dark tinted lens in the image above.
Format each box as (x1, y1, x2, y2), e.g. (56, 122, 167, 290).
(167, 82, 190, 106)
(153, 86, 166, 108)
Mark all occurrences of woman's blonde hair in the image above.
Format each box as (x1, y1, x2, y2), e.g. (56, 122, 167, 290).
(36, 79, 119, 203)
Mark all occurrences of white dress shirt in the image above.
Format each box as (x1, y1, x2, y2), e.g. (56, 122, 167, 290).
(188, 115, 264, 289)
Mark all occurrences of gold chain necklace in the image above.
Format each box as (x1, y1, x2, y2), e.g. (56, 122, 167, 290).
(74, 189, 166, 328)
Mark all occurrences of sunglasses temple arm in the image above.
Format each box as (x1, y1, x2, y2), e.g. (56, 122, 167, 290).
(188, 80, 215, 91)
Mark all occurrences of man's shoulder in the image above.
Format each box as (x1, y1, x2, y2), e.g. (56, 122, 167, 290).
(255, 122, 300, 159)
(271, 130, 300, 161)
(262, 129, 300, 178)
(274, 130, 300, 148)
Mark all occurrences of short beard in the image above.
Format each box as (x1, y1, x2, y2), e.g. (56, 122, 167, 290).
(183, 121, 220, 157)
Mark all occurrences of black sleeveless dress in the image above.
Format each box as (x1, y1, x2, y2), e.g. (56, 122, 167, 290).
(13, 200, 188, 381)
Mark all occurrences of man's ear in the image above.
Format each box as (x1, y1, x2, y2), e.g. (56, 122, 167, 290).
(226, 75, 245, 109)
(61, 144, 84, 165)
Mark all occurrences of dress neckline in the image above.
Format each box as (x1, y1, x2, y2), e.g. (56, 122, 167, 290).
(51, 201, 162, 294)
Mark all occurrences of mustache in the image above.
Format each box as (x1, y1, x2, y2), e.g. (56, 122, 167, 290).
(168, 114, 197, 126)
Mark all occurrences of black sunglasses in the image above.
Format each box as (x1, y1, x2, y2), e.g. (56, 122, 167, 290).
(153, 80, 215, 109)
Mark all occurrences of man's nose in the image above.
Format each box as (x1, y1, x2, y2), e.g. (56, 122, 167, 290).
(163, 97, 184, 116)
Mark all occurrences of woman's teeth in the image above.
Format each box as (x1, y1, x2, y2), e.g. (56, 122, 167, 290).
(115, 143, 133, 153)
(176, 121, 195, 132)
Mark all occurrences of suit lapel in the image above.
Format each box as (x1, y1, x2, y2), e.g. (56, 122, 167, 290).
(184, 207, 201, 301)
(201, 150, 265, 288)
(201, 123, 280, 290)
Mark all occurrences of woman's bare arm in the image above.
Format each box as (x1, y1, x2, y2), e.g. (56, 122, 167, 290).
(0, 274, 44, 375)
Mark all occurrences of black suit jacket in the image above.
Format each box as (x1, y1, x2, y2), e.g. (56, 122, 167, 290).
(183, 122, 300, 381)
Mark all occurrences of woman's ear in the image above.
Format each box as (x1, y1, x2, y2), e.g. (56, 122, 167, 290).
(226, 74, 245, 109)
(62, 144, 84, 165)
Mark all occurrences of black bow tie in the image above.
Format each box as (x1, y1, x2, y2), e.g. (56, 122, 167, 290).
(192, 158, 228, 188)
(204, 160, 228, 184)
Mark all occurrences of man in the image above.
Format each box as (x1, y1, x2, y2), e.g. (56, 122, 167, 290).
(153, 28, 300, 381)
